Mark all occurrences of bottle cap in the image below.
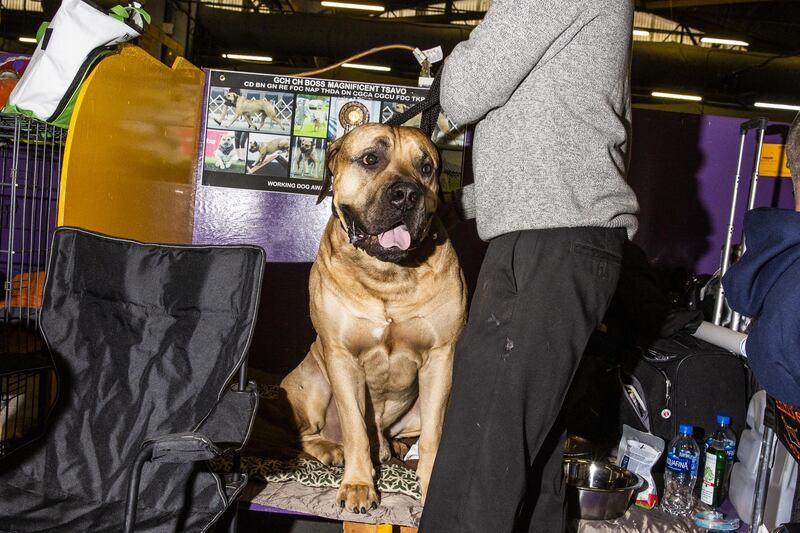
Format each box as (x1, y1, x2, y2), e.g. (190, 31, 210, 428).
(679, 424, 693, 436)
(717, 415, 731, 425)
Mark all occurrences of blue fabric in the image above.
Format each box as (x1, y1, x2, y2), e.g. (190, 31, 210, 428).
(722, 208, 800, 407)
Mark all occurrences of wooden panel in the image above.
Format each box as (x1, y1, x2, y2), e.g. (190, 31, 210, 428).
(58, 45, 204, 244)
(343, 523, 378, 533)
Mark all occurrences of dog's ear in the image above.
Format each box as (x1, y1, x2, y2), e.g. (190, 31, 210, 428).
(318, 137, 342, 205)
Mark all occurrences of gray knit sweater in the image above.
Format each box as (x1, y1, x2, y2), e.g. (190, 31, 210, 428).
(441, 0, 639, 240)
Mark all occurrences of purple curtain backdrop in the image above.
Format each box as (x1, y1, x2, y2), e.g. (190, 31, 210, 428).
(628, 110, 793, 275)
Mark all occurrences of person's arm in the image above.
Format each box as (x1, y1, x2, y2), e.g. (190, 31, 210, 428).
(440, 0, 586, 125)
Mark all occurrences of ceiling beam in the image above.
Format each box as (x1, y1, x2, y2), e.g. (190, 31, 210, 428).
(394, 10, 485, 22)
(384, 0, 443, 10)
(637, 0, 774, 8)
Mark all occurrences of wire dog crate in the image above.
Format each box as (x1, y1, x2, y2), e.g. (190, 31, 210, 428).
(0, 114, 63, 461)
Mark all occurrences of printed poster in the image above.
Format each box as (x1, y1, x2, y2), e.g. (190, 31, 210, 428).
(201, 70, 468, 196)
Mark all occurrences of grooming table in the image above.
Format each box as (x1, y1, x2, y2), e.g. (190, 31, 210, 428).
(240, 480, 725, 533)
(233, 449, 725, 532)
(232, 450, 739, 532)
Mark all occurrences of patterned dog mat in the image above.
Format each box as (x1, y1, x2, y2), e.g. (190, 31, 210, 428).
(212, 456, 421, 499)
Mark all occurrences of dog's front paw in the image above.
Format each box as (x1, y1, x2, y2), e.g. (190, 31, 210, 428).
(337, 481, 379, 514)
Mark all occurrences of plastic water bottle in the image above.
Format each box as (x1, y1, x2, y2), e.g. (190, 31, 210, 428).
(703, 415, 737, 499)
(704, 415, 737, 465)
(663, 424, 700, 517)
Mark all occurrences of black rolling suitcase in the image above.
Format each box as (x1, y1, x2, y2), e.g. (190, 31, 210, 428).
(619, 331, 750, 444)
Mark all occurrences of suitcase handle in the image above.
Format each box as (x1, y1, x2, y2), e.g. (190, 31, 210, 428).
(714, 116, 769, 326)
(740, 117, 768, 134)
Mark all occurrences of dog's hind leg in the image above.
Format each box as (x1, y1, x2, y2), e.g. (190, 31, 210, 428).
(226, 113, 239, 128)
(281, 343, 344, 464)
(302, 435, 344, 466)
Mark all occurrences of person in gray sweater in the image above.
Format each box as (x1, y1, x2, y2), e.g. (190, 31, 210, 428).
(419, 1, 639, 532)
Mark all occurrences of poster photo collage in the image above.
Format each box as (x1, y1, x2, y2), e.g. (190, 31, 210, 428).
(201, 70, 468, 196)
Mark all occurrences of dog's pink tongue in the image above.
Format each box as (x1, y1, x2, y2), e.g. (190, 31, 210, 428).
(378, 225, 411, 250)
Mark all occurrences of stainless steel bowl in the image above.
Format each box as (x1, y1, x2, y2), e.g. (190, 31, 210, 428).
(564, 458, 646, 520)
(564, 435, 593, 461)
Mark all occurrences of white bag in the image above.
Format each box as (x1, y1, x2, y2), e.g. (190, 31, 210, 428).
(5, 0, 148, 127)
(730, 391, 798, 529)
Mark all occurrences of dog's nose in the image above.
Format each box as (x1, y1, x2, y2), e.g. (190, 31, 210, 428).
(387, 182, 421, 212)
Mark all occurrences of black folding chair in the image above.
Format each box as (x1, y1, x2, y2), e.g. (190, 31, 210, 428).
(0, 227, 265, 532)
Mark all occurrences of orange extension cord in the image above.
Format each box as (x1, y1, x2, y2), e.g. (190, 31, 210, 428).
(293, 44, 418, 77)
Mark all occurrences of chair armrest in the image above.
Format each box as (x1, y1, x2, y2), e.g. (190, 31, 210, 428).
(147, 432, 225, 463)
(123, 381, 258, 533)
(124, 430, 246, 533)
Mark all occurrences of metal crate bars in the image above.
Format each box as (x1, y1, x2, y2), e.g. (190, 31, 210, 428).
(0, 113, 63, 460)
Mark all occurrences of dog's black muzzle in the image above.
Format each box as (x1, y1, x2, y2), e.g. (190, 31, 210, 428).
(338, 192, 432, 264)
(386, 181, 422, 213)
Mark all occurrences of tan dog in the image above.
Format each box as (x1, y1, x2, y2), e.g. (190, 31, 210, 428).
(294, 138, 318, 176)
(225, 92, 286, 130)
(304, 111, 324, 132)
(248, 138, 290, 168)
(280, 123, 466, 512)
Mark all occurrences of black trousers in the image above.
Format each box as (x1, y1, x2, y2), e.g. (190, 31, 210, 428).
(419, 226, 625, 533)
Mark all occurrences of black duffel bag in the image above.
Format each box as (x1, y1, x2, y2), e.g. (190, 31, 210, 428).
(619, 331, 751, 444)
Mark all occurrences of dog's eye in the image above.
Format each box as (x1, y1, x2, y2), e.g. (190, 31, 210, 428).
(362, 153, 379, 166)
(421, 163, 433, 175)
